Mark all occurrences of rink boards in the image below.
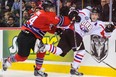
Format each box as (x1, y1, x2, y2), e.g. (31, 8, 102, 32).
(0, 29, 116, 77)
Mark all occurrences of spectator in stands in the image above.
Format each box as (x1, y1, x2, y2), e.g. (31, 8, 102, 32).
(64, 0, 71, 7)
(103, 0, 116, 21)
(1, 11, 12, 27)
(5, 0, 14, 11)
(97, 0, 107, 21)
(12, 10, 20, 26)
(11, 0, 20, 12)
(112, 0, 116, 24)
(24, 0, 31, 10)
(91, 0, 101, 6)
(24, 0, 30, 2)
(22, 0, 27, 13)
(71, 0, 82, 9)
(0, 0, 6, 12)
(60, 0, 71, 16)
(22, 10, 29, 24)
(0, 3, 2, 14)
(0, 15, 4, 27)
(5, 16, 19, 27)
(28, 0, 38, 16)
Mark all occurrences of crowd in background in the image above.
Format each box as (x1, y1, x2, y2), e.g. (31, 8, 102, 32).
(0, 0, 116, 27)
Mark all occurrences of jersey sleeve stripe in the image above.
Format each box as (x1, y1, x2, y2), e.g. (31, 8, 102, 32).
(57, 16, 64, 26)
(79, 12, 86, 15)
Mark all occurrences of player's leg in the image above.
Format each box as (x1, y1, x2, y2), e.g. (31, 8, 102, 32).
(33, 39, 48, 77)
(40, 29, 72, 56)
(34, 51, 48, 77)
(70, 31, 85, 76)
(58, 29, 85, 76)
(3, 30, 36, 71)
(71, 49, 86, 76)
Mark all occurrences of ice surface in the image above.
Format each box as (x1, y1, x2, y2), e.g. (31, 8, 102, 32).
(0, 70, 107, 77)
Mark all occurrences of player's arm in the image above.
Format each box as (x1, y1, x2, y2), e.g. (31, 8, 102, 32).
(105, 24, 115, 32)
(104, 24, 115, 38)
(49, 15, 71, 27)
(49, 10, 81, 27)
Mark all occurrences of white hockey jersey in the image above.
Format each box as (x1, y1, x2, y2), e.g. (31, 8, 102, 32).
(74, 8, 110, 38)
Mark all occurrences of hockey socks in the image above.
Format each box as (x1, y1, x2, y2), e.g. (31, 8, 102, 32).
(44, 44, 63, 55)
(72, 50, 86, 69)
(3, 54, 27, 71)
(7, 54, 27, 63)
(35, 52, 46, 70)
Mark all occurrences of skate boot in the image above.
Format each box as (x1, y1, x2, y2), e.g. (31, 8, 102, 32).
(3, 58, 11, 71)
(70, 68, 83, 76)
(34, 66, 48, 77)
(38, 41, 45, 53)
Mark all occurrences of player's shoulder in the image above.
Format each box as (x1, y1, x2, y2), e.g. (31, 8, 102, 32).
(96, 20, 106, 28)
(97, 20, 105, 25)
(79, 8, 91, 17)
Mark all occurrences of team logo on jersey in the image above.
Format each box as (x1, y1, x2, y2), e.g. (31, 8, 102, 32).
(85, 16, 89, 20)
(80, 20, 92, 33)
(90, 35, 109, 63)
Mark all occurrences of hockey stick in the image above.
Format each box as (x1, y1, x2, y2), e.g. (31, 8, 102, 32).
(85, 50, 116, 71)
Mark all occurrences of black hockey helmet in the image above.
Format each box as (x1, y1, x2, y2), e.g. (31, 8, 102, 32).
(91, 7, 100, 13)
(42, 0, 54, 11)
(68, 10, 81, 22)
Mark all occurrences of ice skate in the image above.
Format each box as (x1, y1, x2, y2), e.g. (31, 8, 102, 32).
(38, 41, 45, 53)
(34, 66, 48, 77)
(70, 68, 83, 76)
(3, 58, 11, 71)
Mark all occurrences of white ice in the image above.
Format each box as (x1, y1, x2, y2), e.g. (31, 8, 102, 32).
(0, 70, 106, 77)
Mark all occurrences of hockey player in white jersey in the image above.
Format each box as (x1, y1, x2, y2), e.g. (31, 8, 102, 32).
(38, 7, 115, 76)
(75, 7, 106, 38)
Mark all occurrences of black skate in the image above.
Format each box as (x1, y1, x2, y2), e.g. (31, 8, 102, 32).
(70, 68, 83, 76)
(34, 66, 48, 77)
(3, 58, 11, 71)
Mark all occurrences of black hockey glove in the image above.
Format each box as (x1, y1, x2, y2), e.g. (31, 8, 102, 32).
(68, 10, 81, 22)
(105, 24, 115, 32)
(113, 21, 116, 26)
(55, 28, 63, 35)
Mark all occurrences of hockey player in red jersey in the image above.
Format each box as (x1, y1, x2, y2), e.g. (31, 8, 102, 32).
(3, 1, 71, 77)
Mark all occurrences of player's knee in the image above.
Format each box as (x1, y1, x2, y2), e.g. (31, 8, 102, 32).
(55, 47, 63, 55)
(77, 50, 86, 55)
(60, 52, 67, 57)
(15, 54, 28, 61)
(18, 50, 30, 57)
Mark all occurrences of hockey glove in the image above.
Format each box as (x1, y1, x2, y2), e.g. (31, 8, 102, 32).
(55, 28, 63, 35)
(68, 10, 81, 22)
(105, 24, 115, 32)
(113, 21, 116, 26)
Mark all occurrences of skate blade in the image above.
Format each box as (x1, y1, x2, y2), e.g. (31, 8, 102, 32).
(70, 74, 83, 77)
(35, 76, 48, 77)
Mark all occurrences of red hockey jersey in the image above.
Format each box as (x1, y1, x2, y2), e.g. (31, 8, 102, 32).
(22, 10, 70, 39)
